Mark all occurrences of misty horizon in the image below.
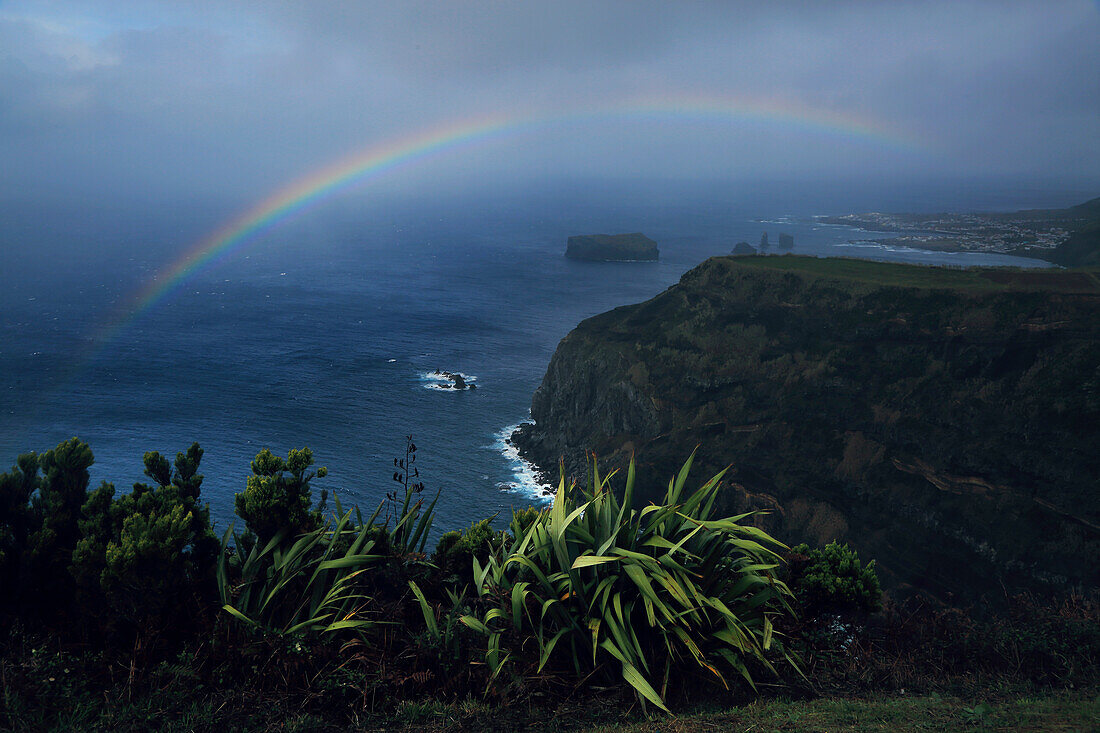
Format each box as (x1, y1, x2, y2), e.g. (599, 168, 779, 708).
(3, 1, 1099, 208)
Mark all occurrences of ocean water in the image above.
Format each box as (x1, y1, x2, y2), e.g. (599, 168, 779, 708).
(0, 180, 1064, 537)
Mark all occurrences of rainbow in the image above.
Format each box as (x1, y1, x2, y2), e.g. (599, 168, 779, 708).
(88, 94, 927, 357)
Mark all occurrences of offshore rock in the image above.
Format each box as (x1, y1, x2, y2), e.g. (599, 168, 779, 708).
(565, 233, 659, 261)
(513, 255, 1100, 602)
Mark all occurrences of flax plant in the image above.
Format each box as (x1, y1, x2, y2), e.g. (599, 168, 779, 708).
(217, 502, 383, 637)
(461, 453, 798, 712)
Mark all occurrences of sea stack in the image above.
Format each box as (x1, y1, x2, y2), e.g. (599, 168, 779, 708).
(565, 233, 659, 262)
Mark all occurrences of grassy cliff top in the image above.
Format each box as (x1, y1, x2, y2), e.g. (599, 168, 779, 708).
(707, 254, 1100, 293)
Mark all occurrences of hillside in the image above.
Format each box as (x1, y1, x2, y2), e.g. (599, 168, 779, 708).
(513, 256, 1100, 601)
(1019, 196, 1100, 266)
(1045, 220, 1100, 267)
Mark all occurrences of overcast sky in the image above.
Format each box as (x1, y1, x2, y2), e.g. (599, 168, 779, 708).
(2, 0, 1098, 204)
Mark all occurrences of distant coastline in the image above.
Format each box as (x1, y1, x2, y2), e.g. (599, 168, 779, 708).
(816, 195, 1100, 265)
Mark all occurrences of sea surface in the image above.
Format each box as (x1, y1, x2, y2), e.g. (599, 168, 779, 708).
(0, 180, 1073, 537)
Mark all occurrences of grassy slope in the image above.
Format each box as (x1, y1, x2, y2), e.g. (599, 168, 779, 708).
(585, 693, 1100, 733)
(1016, 195, 1100, 267)
(343, 693, 1100, 731)
(8, 681, 1095, 731)
(728, 254, 1100, 291)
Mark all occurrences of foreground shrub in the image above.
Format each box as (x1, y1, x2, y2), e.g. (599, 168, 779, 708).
(5, 439, 94, 618)
(461, 454, 798, 712)
(72, 443, 218, 628)
(1, 438, 219, 636)
(217, 503, 383, 637)
(787, 541, 881, 621)
(217, 440, 440, 642)
(233, 447, 329, 545)
(434, 517, 506, 587)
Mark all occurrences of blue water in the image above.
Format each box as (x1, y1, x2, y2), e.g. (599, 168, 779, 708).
(0, 180, 1067, 536)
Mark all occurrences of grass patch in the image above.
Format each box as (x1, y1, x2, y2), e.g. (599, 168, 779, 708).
(582, 692, 1100, 733)
(721, 254, 1100, 292)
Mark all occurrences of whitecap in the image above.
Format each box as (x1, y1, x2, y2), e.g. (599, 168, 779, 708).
(836, 241, 887, 250)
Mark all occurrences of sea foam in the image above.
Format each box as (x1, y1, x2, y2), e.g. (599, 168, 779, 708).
(419, 370, 479, 391)
(491, 421, 553, 504)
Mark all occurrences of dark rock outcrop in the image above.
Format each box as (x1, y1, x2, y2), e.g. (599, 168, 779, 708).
(436, 371, 475, 390)
(732, 241, 757, 256)
(513, 255, 1100, 602)
(565, 233, 659, 262)
(778, 233, 794, 250)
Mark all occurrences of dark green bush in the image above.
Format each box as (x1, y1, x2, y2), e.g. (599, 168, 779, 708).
(0, 439, 218, 640)
(233, 447, 328, 544)
(0, 439, 96, 620)
(0, 453, 39, 603)
(787, 541, 881, 619)
(71, 443, 218, 627)
(509, 505, 543, 537)
(433, 517, 505, 586)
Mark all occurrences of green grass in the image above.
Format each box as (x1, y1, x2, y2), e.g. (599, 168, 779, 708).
(585, 692, 1100, 733)
(3, 646, 1095, 732)
(720, 254, 1100, 292)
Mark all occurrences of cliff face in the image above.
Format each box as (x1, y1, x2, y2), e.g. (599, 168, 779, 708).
(514, 256, 1100, 601)
(565, 233, 659, 261)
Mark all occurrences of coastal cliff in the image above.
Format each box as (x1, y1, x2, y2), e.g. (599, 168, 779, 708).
(565, 232, 659, 261)
(513, 255, 1100, 601)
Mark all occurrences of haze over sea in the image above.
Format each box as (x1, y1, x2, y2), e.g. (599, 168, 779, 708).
(0, 178, 1083, 535)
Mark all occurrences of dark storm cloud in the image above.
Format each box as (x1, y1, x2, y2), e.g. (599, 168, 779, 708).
(1, 1, 1098, 201)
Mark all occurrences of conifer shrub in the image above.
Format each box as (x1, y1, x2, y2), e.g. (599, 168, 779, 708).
(0, 453, 39, 609)
(786, 541, 882, 620)
(510, 505, 542, 536)
(72, 443, 218, 627)
(24, 439, 95, 614)
(434, 517, 506, 586)
(233, 447, 328, 545)
(461, 454, 798, 713)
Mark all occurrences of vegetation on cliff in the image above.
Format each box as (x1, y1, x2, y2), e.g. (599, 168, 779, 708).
(1, 437, 1095, 730)
(513, 255, 1100, 602)
(1, 438, 820, 727)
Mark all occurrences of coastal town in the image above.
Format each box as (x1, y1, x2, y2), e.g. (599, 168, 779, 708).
(817, 209, 1080, 255)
